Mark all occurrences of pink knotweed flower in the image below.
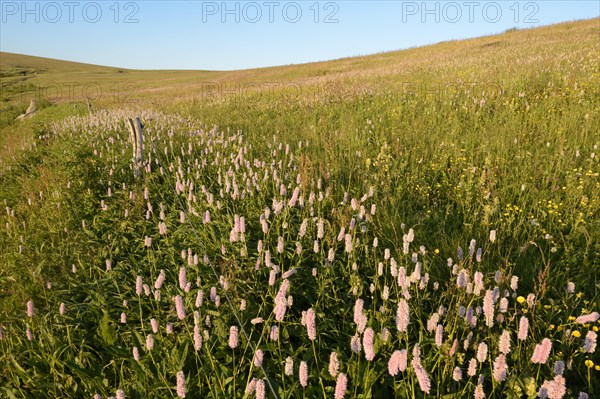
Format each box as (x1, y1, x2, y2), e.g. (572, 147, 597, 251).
(518, 316, 529, 340)
(492, 354, 508, 382)
(474, 272, 484, 295)
(59, 303, 65, 316)
(566, 282, 575, 294)
(477, 342, 488, 363)
(452, 366, 462, 381)
(277, 236, 284, 254)
(255, 379, 265, 399)
(435, 324, 443, 347)
(135, 276, 143, 296)
(468, 358, 477, 376)
(499, 298, 508, 313)
(133, 346, 140, 361)
(120, 312, 127, 324)
(329, 352, 339, 377)
(270, 325, 279, 341)
(354, 299, 364, 325)
(350, 334, 362, 354)
(154, 269, 165, 289)
(499, 330, 511, 354)
(194, 324, 203, 350)
(285, 357, 294, 376)
(388, 349, 407, 376)
(474, 380, 485, 399)
(105, 259, 111, 271)
(26, 300, 34, 318)
(299, 361, 308, 387)
(334, 373, 347, 399)
(282, 268, 297, 279)
(328, 248, 335, 263)
(146, 334, 154, 351)
(166, 322, 173, 335)
(363, 328, 375, 361)
(583, 330, 597, 353)
(176, 370, 186, 398)
(195, 290, 204, 308)
(228, 326, 239, 349)
(575, 312, 599, 324)
(150, 318, 158, 333)
(510, 276, 519, 290)
(344, 234, 353, 253)
(483, 290, 494, 327)
(305, 308, 317, 340)
(179, 267, 187, 290)
(116, 389, 125, 399)
(411, 345, 431, 394)
(245, 378, 257, 395)
(539, 375, 566, 399)
(253, 349, 264, 367)
(93, 394, 101, 399)
(175, 295, 186, 320)
(26, 328, 33, 341)
(526, 293, 535, 308)
(396, 299, 409, 332)
(531, 338, 552, 364)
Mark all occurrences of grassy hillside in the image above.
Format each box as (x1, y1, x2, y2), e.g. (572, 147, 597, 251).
(0, 18, 599, 398)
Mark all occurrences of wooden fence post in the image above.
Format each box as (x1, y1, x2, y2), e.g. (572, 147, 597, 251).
(127, 117, 144, 178)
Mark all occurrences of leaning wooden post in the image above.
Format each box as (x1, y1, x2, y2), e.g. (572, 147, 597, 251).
(127, 117, 144, 179)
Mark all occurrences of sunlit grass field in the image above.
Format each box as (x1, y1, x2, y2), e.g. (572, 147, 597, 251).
(0, 18, 598, 398)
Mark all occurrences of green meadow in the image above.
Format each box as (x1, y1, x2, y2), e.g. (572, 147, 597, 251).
(0, 18, 598, 399)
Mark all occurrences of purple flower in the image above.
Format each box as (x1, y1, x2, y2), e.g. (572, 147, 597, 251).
(350, 334, 361, 354)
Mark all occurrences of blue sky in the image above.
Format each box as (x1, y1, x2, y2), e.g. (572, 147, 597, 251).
(1, 1, 598, 70)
